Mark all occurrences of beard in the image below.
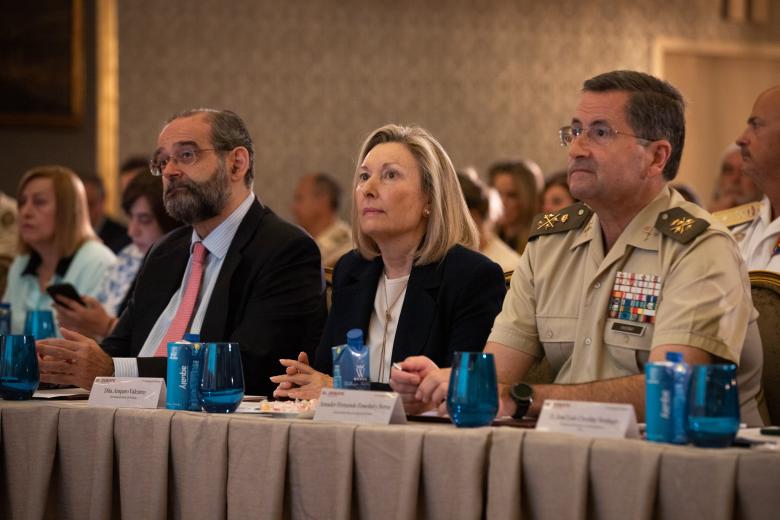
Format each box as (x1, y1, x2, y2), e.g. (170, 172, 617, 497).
(164, 162, 231, 224)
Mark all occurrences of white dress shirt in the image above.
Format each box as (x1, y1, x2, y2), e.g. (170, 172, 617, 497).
(733, 196, 780, 272)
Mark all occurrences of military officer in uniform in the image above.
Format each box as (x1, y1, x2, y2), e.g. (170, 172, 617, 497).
(714, 86, 780, 272)
(391, 70, 764, 426)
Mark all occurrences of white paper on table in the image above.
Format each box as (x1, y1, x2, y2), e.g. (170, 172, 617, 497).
(33, 388, 91, 399)
(736, 428, 780, 448)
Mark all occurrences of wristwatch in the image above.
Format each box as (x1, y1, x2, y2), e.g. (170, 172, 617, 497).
(509, 383, 534, 419)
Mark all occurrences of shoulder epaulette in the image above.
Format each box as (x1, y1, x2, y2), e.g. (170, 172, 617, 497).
(712, 201, 761, 229)
(654, 207, 709, 244)
(528, 202, 593, 240)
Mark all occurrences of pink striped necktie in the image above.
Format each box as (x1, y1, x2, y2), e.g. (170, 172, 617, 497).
(154, 242, 208, 357)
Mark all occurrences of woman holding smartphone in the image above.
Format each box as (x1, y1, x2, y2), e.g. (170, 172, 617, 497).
(2, 165, 116, 335)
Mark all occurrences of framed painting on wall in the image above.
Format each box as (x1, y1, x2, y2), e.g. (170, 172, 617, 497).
(0, 0, 84, 127)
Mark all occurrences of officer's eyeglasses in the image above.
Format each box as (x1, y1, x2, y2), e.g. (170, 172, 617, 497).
(558, 124, 654, 147)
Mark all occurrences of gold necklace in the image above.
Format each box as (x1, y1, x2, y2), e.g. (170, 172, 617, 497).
(379, 274, 409, 381)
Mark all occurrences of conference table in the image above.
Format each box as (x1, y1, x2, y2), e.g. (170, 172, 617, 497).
(0, 400, 778, 520)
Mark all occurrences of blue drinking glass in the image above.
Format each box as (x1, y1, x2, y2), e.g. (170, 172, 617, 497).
(446, 351, 498, 427)
(24, 310, 56, 340)
(687, 364, 740, 448)
(197, 342, 244, 413)
(0, 335, 40, 400)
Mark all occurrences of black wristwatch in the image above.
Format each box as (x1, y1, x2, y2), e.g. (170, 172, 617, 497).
(509, 383, 534, 419)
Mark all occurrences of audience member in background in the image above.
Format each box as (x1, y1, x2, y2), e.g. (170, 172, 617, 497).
(119, 155, 150, 194)
(488, 160, 542, 254)
(0, 191, 18, 258)
(272, 124, 506, 398)
(671, 183, 703, 206)
(392, 70, 763, 426)
(291, 172, 352, 267)
(53, 173, 181, 340)
(2, 166, 116, 335)
(81, 173, 132, 253)
(0, 191, 19, 296)
(716, 86, 780, 271)
(541, 171, 576, 213)
(457, 168, 521, 272)
(708, 144, 762, 212)
(36, 109, 324, 395)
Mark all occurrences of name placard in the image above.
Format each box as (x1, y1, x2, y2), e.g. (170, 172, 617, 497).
(88, 377, 166, 409)
(536, 399, 639, 439)
(314, 388, 407, 424)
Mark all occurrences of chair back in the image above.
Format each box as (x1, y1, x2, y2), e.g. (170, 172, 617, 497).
(504, 270, 513, 290)
(749, 270, 780, 425)
(323, 266, 334, 311)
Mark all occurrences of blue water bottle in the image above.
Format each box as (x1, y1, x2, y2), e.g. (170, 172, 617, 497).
(666, 352, 691, 444)
(184, 333, 203, 411)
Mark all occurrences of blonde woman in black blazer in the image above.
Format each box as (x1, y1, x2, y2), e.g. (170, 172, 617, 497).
(272, 124, 505, 399)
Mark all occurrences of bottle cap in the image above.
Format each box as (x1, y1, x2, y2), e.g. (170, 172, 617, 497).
(346, 328, 364, 349)
(665, 351, 684, 363)
(184, 333, 200, 343)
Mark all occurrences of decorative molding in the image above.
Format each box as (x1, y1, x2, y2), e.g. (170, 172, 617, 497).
(652, 37, 780, 78)
(96, 0, 119, 214)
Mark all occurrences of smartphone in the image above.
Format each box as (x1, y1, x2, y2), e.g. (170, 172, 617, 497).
(46, 283, 86, 307)
(760, 426, 780, 436)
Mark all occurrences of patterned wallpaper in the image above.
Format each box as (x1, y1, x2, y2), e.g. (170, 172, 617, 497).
(118, 0, 780, 220)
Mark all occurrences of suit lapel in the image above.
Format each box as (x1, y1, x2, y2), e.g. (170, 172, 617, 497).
(391, 261, 440, 362)
(333, 257, 383, 338)
(201, 199, 264, 340)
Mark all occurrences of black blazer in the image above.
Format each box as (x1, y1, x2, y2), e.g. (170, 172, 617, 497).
(102, 198, 326, 396)
(314, 245, 506, 375)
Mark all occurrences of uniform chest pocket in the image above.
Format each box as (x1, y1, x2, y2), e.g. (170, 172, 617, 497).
(536, 316, 578, 377)
(603, 319, 654, 374)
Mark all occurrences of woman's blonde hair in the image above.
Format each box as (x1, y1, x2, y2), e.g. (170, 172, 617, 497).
(17, 165, 95, 257)
(351, 124, 478, 265)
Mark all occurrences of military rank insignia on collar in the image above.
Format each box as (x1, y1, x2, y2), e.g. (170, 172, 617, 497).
(654, 207, 709, 244)
(528, 202, 593, 240)
(712, 201, 761, 229)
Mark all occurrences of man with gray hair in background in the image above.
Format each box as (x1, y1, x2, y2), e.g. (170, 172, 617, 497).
(709, 144, 762, 212)
(291, 172, 352, 267)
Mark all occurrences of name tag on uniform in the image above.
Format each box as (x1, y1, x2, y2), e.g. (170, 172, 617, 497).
(610, 322, 646, 336)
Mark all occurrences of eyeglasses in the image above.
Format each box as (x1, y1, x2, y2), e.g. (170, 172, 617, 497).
(149, 147, 222, 176)
(558, 124, 652, 147)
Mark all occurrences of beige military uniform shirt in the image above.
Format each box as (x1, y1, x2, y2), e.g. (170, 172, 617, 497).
(0, 192, 17, 258)
(316, 218, 353, 267)
(490, 186, 763, 425)
(715, 197, 780, 272)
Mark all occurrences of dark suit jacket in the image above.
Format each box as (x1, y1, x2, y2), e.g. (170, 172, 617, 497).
(102, 198, 325, 396)
(313, 245, 506, 375)
(99, 217, 132, 254)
